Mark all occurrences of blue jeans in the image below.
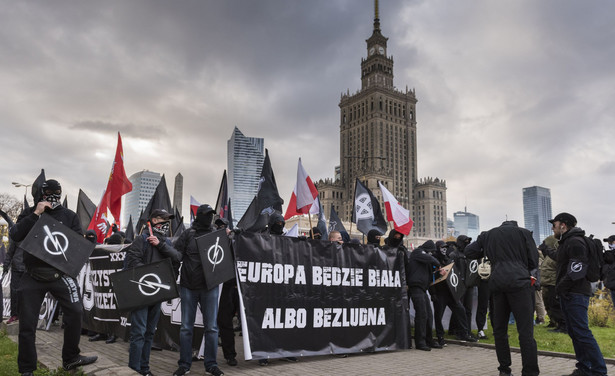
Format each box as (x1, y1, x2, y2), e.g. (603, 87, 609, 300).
(129, 303, 161, 373)
(560, 293, 607, 376)
(178, 286, 220, 370)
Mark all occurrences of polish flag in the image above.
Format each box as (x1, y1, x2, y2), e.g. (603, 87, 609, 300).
(87, 189, 111, 243)
(190, 196, 201, 224)
(284, 158, 319, 220)
(378, 181, 413, 235)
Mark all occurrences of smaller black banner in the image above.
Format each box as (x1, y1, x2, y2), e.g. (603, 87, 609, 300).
(196, 229, 235, 290)
(19, 214, 95, 278)
(109, 258, 179, 311)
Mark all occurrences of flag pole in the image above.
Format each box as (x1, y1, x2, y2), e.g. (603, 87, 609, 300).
(308, 213, 314, 238)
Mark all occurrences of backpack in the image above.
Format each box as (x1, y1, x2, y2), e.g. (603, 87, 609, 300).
(583, 234, 604, 282)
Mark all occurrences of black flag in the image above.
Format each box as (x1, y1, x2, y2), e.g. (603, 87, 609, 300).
(125, 215, 135, 242)
(446, 263, 467, 302)
(76, 189, 96, 233)
(328, 204, 346, 233)
(62, 195, 68, 209)
(18, 214, 95, 278)
(237, 149, 284, 232)
(173, 207, 185, 237)
(196, 229, 235, 290)
(227, 198, 234, 230)
(136, 175, 173, 235)
(351, 178, 387, 236)
(31, 169, 46, 204)
(215, 170, 230, 221)
(109, 258, 179, 311)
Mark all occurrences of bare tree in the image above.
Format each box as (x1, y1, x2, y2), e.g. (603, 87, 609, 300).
(0, 193, 23, 222)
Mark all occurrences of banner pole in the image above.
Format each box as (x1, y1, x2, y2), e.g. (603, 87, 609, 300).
(308, 213, 314, 238)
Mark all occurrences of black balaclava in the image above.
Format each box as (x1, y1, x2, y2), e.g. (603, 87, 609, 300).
(195, 204, 215, 229)
(386, 229, 404, 247)
(268, 212, 285, 235)
(456, 235, 472, 252)
(85, 230, 97, 244)
(367, 229, 383, 245)
(421, 240, 436, 253)
(311, 227, 322, 240)
(215, 217, 229, 230)
(41, 179, 62, 209)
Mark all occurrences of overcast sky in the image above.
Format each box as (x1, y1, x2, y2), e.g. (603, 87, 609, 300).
(1, 0, 614, 240)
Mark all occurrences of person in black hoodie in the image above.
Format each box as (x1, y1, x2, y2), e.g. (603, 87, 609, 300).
(126, 208, 181, 376)
(172, 204, 225, 376)
(428, 240, 475, 346)
(465, 220, 539, 376)
(9, 179, 98, 376)
(549, 213, 607, 376)
(367, 229, 383, 246)
(447, 235, 475, 339)
(406, 239, 442, 351)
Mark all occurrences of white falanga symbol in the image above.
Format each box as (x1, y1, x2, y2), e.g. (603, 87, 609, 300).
(43, 224, 69, 261)
(130, 273, 171, 296)
(208, 236, 224, 272)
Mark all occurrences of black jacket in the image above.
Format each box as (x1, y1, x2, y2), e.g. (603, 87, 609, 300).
(465, 220, 538, 293)
(125, 229, 181, 272)
(554, 227, 592, 296)
(407, 247, 441, 291)
(9, 205, 82, 273)
(602, 251, 615, 290)
(174, 223, 214, 290)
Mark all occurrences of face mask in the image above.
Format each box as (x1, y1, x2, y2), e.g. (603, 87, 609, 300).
(609, 244, 615, 250)
(197, 212, 214, 226)
(270, 222, 284, 235)
(43, 193, 62, 209)
(152, 221, 170, 236)
(389, 237, 402, 247)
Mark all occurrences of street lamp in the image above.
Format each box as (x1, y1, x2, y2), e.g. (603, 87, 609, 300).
(12, 181, 31, 195)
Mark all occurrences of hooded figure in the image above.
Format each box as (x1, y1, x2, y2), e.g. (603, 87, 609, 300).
(85, 230, 98, 244)
(266, 212, 285, 235)
(367, 229, 383, 246)
(386, 229, 404, 248)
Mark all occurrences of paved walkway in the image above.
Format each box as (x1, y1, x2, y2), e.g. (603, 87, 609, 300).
(5, 322, 615, 376)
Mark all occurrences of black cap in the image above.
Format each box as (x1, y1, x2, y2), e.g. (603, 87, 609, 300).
(196, 204, 215, 216)
(42, 179, 61, 193)
(603, 235, 615, 243)
(150, 208, 175, 221)
(548, 212, 577, 227)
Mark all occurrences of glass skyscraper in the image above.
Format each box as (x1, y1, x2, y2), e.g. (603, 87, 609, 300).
(453, 210, 480, 240)
(123, 170, 162, 229)
(523, 186, 552, 245)
(227, 127, 264, 224)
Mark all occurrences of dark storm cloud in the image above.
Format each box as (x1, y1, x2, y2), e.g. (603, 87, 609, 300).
(1, 0, 614, 237)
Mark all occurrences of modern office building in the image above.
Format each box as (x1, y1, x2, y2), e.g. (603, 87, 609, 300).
(316, 2, 447, 242)
(227, 127, 264, 224)
(523, 185, 552, 245)
(453, 209, 480, 240)
(123, 170, 161, 228)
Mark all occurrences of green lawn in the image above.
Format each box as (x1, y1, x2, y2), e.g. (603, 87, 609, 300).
(0, 330, 84, 376)
(463, 323, 615, 359)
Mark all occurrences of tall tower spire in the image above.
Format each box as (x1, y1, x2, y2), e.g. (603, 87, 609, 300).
(374, 0, 380, 31)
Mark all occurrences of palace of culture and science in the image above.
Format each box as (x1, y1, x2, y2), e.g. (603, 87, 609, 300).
(315, 1, 448, 243)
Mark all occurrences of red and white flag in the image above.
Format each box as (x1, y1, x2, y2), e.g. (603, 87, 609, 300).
(87, 189, 111, 243)
(378, 181, 413, 235)
(284, 158, 319, 220)
(190, 196, 201, 224)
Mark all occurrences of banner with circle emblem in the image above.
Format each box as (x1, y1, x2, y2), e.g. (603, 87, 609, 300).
(109, 258, 179, 311)
(196, 229, 235, 290)
(18, 213, 95, 278)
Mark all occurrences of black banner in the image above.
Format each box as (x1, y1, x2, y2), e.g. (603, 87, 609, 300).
(109, 258, 179, 311)
(446, 263, 467, 302)
(234, 232, 409, 360)
(19, 214, 95, 278)
(465, 258, 480, 288)
(196, 229, 235, 290)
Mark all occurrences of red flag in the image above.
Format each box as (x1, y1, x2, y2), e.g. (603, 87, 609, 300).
(378, 181, 413, 235)
(87, 190, 111, 243)
(105, 132, 132, 223)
